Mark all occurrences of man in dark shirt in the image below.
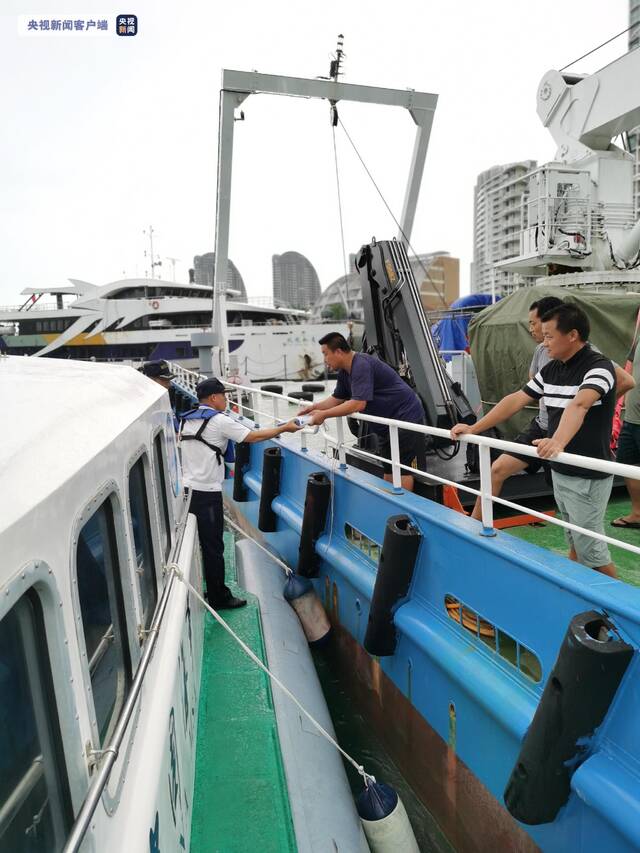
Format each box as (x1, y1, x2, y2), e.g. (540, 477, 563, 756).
(452, 304, 617, 578)
(299, 332, 425, 491)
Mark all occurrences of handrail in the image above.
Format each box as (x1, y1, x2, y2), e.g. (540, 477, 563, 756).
(167, 364, 640, 562)
(62, 491, 192, 853)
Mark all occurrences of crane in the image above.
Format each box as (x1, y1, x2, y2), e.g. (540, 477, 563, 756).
(499, 48, 640, 276)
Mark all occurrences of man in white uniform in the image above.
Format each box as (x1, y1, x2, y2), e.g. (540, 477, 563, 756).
(181, 377, 300, 609)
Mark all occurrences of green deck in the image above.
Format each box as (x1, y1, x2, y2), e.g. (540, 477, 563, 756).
(191, 533, 297, 853)
(508, 492, 640, 587)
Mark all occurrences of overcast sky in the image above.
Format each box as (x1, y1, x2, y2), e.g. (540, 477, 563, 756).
(0, 0, 630, 304)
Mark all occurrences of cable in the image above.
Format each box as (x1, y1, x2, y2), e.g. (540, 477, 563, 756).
(172, 564, 376, 787)
(338, 117, 448, 309)
(223, 514, 293, 576)
(331, 122, 351, 315)
(559, 25, 634, 72)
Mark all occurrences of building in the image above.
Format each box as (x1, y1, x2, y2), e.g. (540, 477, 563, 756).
(631, 0, 640, 50)
(416, 252, 459, 311)
(309, 252, 459, 321)
(629, 1, 640, 219)
(192, 253, 247, 298)
(272, 251, 321, 310)
(471, 161, 537, 297)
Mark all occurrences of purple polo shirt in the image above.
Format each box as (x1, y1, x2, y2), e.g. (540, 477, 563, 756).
(333, 353, 424, 435)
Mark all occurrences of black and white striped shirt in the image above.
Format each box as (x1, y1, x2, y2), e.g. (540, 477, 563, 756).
(522, 344, 616, 478)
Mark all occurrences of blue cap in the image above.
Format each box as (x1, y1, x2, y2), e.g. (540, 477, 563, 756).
(196, 377, 226, 399)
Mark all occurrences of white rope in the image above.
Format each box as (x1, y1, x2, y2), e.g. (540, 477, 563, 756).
(171, 564, 375, 787)
(223, 514, 293, 577)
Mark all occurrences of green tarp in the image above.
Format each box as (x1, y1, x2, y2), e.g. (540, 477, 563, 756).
(467, 285, 640, 438)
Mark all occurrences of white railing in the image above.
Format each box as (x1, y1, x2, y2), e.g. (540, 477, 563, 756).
(167, 364, 640, 564)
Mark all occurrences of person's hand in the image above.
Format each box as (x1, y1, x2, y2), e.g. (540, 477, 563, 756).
(310, 412, 326, 426)
(450, 423, 474, 439)
(532, 437, 565, 459)
(298, 404, 315, 416)
(281, 420, 303, 433)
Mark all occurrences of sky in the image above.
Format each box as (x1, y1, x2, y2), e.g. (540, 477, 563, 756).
(0, 0, 631, 305)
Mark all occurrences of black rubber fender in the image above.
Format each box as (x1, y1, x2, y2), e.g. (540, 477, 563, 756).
(363, 515, 421, 656)
(504, 610, 634, 825)
(297, 472, 331, 577)
(258, 446, 281, 532)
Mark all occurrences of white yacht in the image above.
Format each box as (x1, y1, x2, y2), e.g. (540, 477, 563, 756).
(0, 277, 358, 381)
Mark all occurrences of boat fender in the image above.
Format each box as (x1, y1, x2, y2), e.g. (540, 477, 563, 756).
(289, 390, 314, 402)
(283, 574, 331, 645)
(364, 516, 421, 657)
(232, 440, 251, 502)
(302, 382, 325, 392)
(503, 610, 634, 826)
(258, 446, 281, 532)
(356, 781, 419, 853)
(297, 472, 331, 577)
(261, 384, 283, 394)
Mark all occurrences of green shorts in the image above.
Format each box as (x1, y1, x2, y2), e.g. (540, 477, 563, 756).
(551, 471, 613, 569)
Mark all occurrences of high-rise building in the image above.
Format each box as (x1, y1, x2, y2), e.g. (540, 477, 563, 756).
(629, 1, 640, 219)
(193, 253, 247, 298)
(471, 161, 537, 296)
(272, 251, 321, 309)
(631, 0, 640, 50)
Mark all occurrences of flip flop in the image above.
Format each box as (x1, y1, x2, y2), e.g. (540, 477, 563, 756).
(611, 517, 640, 529)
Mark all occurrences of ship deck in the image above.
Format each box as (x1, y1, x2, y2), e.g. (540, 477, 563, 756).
(508, 491, 640, 587)
(190, 533, 296, 852)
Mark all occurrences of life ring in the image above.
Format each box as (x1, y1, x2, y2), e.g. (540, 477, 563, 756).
(151, 300, 160, 310)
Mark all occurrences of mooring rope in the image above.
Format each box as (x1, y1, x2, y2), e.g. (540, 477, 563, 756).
(223, 514, 293, 577)
(171, 564, 376, 788)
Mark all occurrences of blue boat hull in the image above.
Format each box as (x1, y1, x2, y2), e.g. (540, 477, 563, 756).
(225, 438, 640, 852)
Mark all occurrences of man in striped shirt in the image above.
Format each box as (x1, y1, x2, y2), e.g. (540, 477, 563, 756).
(453, 304, 619, 578)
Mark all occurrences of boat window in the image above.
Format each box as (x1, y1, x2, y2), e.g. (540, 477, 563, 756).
(77, 499, 132, 745)
(128, 457, 158, 630)
(444, 594, 542, 683)
(344, 523, 381, 563)
(0, 593, 72, 851)
(153, 434, 171, 560)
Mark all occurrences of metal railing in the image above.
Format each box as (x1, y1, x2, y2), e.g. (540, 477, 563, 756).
(168, 363, 640, 564)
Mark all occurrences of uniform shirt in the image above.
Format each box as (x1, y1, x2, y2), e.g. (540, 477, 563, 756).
(333, 353, 424, 435)
(180, 410, 250, 492)
(522, 344, 616, 478)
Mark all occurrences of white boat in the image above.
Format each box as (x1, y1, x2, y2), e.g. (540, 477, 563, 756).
(0, 277, 359, 381)
(0, 354, 366, 852)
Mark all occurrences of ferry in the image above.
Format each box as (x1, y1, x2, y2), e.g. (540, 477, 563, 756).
(0, 277, 359, 382)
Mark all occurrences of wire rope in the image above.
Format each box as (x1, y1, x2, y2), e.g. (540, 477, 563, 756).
(559, 25, 635, 72)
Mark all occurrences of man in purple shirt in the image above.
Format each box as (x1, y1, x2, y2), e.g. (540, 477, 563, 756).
(299, 332, 425, 490)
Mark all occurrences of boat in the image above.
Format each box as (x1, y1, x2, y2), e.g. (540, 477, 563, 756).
(166, 366, 640, 853)
(0, 277, 359, 381)
(0, 353, 366, 852)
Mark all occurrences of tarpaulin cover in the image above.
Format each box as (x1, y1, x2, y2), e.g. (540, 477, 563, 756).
(468, 285, 640, 438)
(432, 294, 497, 361)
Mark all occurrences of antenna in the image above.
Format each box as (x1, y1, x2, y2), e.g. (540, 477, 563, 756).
(165, 256, 181, 282)
(329, 34, 345, 81)
(143, 225, 163, 279)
